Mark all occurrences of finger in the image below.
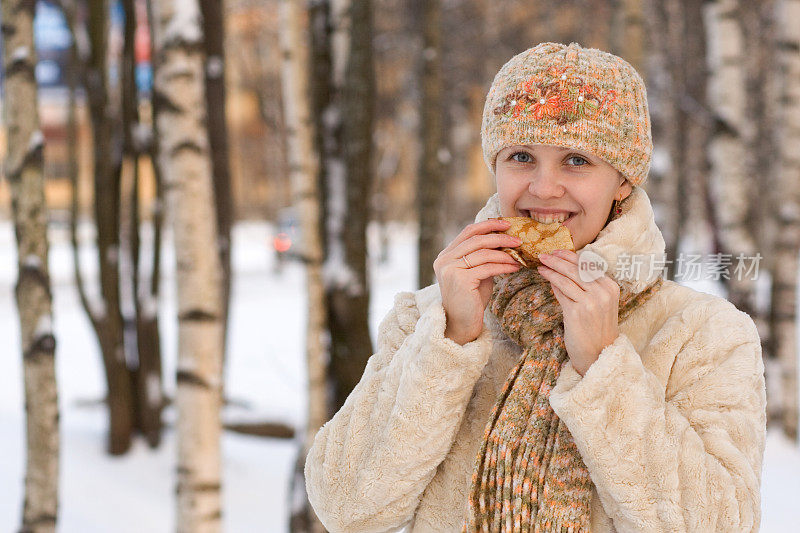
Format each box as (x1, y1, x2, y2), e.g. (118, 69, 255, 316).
(458, 249, 522, 269)
(537, 264, 582, 301)
(561, 250, 619, 295)
(551, 283, 570, 306)
(468, 261, 521, 281)
(552, 249, 579, 264)
(538, 253, 594, 292)
(443, 219, 513, 254)
(450, 233, 522, 260)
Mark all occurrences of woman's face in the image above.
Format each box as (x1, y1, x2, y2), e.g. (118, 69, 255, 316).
(495, 144, 632, 250)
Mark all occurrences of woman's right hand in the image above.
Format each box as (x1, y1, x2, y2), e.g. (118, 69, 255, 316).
(434, 219, 522, 345)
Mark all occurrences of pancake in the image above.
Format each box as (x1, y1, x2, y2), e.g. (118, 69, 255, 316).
(495, 216, 575, 267)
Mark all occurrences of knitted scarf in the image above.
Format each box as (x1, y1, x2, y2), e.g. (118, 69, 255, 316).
(463, 267, 663, 532)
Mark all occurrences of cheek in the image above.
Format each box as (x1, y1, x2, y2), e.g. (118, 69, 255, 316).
(572, 192, 615, 245)
(499, 191, 523, 216)
(578, 184, 616, 217)
(496, 175, 527, 214)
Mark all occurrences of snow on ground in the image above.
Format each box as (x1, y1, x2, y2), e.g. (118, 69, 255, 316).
(1, 219, 799, 531)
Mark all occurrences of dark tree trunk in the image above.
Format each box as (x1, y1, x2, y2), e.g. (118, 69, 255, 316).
(86, 0, 135, 456)
(121, 0, 164, 448)
(143, 0, 168, 436)
(309, 0, 333, 257)
(319, 0, 376, 415)
(416, 0, 445, 289)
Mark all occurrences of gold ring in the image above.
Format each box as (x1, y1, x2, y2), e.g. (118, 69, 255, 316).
(463, 254, 473, 268)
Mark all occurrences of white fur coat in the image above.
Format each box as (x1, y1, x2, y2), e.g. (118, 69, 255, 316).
(304, 187, 767, 532)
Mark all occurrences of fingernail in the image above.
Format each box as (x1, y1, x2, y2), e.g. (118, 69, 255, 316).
(538, 253, 549, 260)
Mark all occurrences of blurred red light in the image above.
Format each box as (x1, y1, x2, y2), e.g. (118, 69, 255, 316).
(274, 233, 292, 253)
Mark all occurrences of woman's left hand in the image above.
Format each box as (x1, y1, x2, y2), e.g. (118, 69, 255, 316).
(537, 249, 621, 376)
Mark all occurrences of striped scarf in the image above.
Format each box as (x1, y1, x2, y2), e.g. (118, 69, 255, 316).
(463, 267, 663, 532)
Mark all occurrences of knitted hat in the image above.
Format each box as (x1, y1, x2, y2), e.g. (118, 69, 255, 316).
(481, 42, 652, 186)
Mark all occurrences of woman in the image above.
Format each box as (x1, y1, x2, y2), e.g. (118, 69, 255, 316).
(304, 42, 766, 532)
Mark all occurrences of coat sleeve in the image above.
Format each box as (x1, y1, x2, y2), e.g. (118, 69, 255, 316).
(304, 288, 495, 533)
(548, 302, 767, 533)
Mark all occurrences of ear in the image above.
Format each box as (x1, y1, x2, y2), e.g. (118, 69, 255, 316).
(617, 173, 632, 201)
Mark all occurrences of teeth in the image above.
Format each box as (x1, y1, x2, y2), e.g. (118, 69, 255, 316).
(529, 211, 570, 224)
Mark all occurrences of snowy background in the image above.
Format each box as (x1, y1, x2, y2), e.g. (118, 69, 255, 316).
(1, 220, 799, 531)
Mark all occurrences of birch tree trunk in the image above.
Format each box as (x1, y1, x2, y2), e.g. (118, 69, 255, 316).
(325, 0, 376, 412)
(772, 0, 800, 440)
(664, 0, 689, 277)
(151, 0, 226, 527)
(741, 0, 779, 425)
(1, 0, 59, 529)
(416, 0, 444, 288)
(703, 0, 759, 317)
(199, 0, 234, 384)
(742, 0, 778, 257)
(279, 4, 328, 530)
(681, 0, 712, 245)
(642, 0, 681, 278)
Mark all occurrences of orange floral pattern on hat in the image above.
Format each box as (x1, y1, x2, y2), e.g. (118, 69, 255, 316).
(492, 66, 619, 125)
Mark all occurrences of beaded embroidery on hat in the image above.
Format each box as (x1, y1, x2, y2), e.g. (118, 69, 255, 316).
(492, 65, 620, 126)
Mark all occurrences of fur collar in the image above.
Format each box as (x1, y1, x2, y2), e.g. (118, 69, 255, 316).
(474, 186, 666, 294)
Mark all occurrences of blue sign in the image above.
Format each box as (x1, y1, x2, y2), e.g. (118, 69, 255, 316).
(0, 0, 153, 92)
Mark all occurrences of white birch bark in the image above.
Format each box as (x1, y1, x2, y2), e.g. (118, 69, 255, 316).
(773, 0, 800, 440)
(703, 0, 759, 311)
(151, 0, 225, 528)
(1, 0, 59, 530)
(642, 0, 680, 274)
(279, 3, 328, 531)
(681, 0, 713, 250)
(279, 0, 328, 450)
(739, 0, 780, 425)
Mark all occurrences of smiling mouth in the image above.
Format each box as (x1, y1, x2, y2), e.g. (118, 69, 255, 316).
(520, 210, 576, 224)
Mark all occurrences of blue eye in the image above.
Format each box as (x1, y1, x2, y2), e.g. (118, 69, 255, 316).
(511, 151, 532, 163)
(566, 155, 588, 166)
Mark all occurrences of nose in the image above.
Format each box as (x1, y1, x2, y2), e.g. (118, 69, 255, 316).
(528, 167, 565, 198)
